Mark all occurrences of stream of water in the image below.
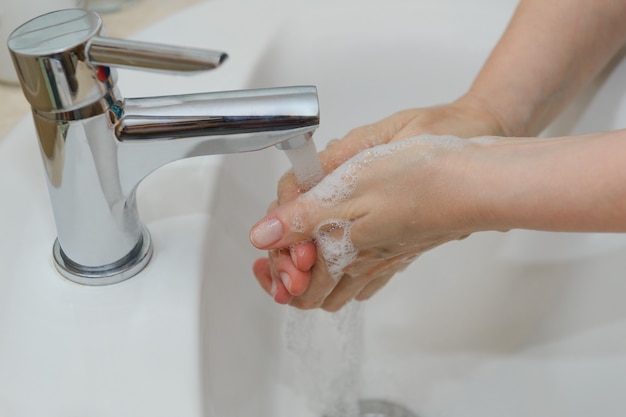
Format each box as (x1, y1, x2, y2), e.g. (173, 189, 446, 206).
(282, 136, 363, 417)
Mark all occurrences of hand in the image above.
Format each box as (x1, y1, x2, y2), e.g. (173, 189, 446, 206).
(251, 97, 507, 310)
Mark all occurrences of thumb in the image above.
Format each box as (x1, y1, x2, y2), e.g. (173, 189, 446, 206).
(249, 199, 319, 250)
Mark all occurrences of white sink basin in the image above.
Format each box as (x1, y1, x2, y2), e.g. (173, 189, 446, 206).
(3, 1, 626, 416)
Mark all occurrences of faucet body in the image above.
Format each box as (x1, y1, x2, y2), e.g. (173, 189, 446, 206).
(9, 9, 319, 284)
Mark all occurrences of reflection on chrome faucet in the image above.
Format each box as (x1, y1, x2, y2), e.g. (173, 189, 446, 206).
(8, 8, 319, 285)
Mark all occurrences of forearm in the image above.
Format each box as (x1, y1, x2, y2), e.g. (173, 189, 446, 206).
(469, 130, 626, 233)
(460, 0, 626, 137)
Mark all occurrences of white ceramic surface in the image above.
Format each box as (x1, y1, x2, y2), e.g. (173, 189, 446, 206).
(3, 1, 626, 416)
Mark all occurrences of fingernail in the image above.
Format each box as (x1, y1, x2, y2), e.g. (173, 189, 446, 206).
(250, 217, 283, 247)
(270, 277, 278, 297)
(289, 246, 298, 268)
(279, 272, 292, 293)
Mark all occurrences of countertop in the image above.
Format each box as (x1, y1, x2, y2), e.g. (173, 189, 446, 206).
(0, 0, 202, 140)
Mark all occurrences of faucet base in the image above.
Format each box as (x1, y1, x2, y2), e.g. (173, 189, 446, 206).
(53, 226, 153, 286)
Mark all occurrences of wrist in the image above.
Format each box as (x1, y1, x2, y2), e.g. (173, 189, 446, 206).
(453, 90, 534, 137)
(459, 139, 516, 233)
(410, 137, 506, 236)
(452, 93, 516, 138)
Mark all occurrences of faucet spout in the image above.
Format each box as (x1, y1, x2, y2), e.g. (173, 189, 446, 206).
(116, 86, 320, 213)
(118, 86, 319, 142)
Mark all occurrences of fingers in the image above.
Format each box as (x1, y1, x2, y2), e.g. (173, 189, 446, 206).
(319, 274, 365, 312)
(355, 273, 393, 301)
(252, 257, 292, 304)
(252, 241, 316, 301)
(274, 247, 312, 296)
(289, 241, 317, 271)
(249, 197, 323, 251)
(289, 271, 393, 312)
(288, 256, 337, 310)
(288, 251, 413, 311)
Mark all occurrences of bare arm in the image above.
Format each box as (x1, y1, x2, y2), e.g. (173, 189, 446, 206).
(474, 131, 626, 232)
(461, 0, 626, 136)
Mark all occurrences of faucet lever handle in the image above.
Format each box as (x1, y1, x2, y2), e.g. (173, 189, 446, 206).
(8, 8, 228, 113)
(88, 36, 228, 72)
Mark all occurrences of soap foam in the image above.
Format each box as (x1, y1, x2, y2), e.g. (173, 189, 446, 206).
(305, 134, 469, 210)
(313, 219, 357, 282)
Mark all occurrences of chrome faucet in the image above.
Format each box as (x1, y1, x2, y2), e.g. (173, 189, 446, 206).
(8, 9, 319, 285)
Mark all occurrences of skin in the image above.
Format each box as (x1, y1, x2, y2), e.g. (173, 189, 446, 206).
(250, 0, 626, 311)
